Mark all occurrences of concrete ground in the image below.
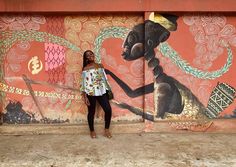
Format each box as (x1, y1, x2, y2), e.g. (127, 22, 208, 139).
(0, 133, 236, 167)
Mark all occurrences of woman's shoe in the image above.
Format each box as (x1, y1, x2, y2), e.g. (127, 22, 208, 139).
(104, 129, 112, 138)
(90, 131, 97, 138)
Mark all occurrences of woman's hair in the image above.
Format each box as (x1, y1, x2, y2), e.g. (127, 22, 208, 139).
(83, 50, 94, 69)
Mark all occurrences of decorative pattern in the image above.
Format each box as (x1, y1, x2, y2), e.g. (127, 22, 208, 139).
(0, 15, 46, 31)
(46, 17, 66, 84)
(183, 14, 236, 70)
(0, 82, 81, 100)
(159, 42, 233, 80)
(94, 26, 129, 63)
(46, 16, 65, 37)
(0, 30, 81, 56)
(205, 82, 236, 118)
(169, 121, 213, 132)
(45, 43, 66, 84)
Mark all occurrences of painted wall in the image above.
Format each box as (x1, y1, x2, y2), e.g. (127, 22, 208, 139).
(142, 13, 236, 131)
(0, 13, 235, 131)
(0, 14, 145, 124)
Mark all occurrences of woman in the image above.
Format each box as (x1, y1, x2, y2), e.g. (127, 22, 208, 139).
(80, 50, 112, 139)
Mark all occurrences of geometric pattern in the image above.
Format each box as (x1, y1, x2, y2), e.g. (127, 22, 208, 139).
(45, 43, 66, 84)
(205, 82, 235, 118)
(46, 16, 65, 37)
(45, 16, 66, 84)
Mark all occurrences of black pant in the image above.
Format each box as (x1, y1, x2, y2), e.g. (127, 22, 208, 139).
(87, 94, 112, 131)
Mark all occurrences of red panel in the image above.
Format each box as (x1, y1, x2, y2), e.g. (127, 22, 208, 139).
(0, 0, 236, 12)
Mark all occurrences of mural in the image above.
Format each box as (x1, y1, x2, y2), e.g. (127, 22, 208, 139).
(0, 14, 145, 124)
(0, 13, 235, 131)
(121, 13, 235, 122)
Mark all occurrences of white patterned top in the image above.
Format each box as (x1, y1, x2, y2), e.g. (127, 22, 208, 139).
(80, 68, 111, 96)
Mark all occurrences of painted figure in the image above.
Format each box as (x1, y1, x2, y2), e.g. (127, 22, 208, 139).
(120, 14, 206, 119)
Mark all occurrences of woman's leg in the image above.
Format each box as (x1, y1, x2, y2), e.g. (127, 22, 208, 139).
(96, 94, 112, 130)
(87, 95, 96, 132)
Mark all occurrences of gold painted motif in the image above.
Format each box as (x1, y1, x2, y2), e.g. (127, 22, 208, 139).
(28, 56, 43, 75)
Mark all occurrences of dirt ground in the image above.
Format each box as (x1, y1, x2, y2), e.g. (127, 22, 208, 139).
(0, 133, 236, 167)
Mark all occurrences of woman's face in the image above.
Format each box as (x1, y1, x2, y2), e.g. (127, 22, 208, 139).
(86, 51, 95, 63)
